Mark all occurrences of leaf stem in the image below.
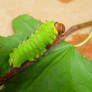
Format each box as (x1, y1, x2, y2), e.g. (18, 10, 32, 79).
(74, 30, 92, 47)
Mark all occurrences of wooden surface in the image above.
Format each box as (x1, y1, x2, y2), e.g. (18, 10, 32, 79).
(0, 0, 92, 57)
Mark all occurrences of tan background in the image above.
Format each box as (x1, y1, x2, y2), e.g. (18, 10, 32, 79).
(0, 0, 92, 36)
(0, 0, 92, 60)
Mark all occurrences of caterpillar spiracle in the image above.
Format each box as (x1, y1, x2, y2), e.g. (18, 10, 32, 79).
(9, 21, 65, 68)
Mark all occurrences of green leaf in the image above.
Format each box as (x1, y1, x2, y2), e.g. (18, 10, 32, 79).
(1, 14, 92, 92)
(0, 14, 42, 77)
(2, 41, 92, 92)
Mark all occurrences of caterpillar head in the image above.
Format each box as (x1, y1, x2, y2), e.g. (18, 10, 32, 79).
(54, 22, 65, 36)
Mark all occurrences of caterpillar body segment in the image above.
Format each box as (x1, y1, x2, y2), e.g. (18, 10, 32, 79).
(9, 21, 65, 68)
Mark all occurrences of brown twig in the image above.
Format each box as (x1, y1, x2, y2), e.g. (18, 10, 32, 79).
(64, 20, 92, 37)
(0, 62, 34, 86)
(0, 20, 92, 86)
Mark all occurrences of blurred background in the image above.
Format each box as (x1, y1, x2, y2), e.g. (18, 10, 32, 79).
(0, 0, 92, 59)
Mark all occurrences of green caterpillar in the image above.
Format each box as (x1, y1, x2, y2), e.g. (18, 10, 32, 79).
(9, 21, 65, 68)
